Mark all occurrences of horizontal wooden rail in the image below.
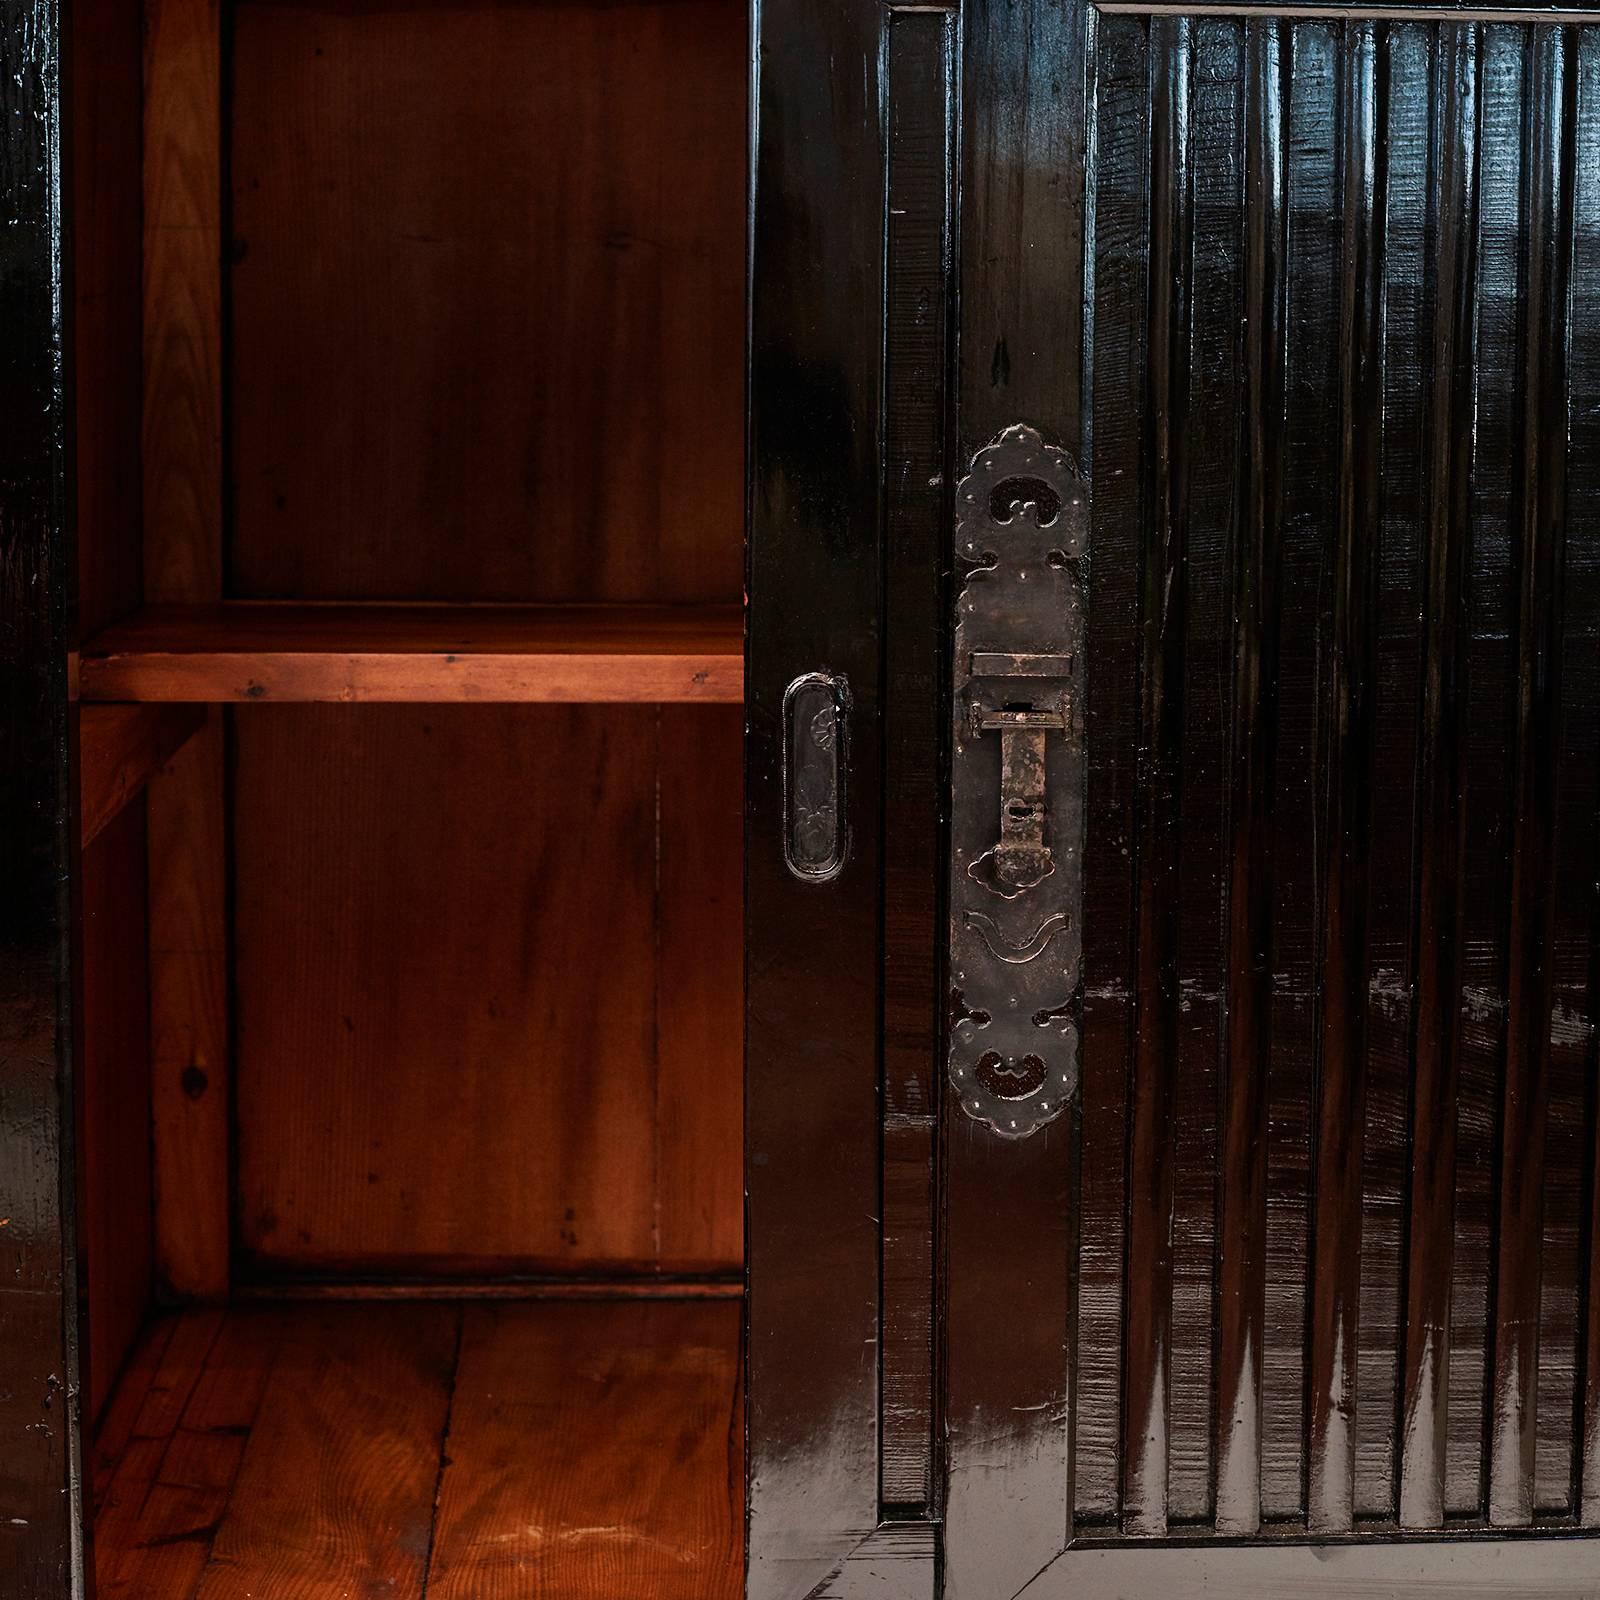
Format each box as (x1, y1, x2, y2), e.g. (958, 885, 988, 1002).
(80, 603, 745, 704)
(78, 703, 205, 845)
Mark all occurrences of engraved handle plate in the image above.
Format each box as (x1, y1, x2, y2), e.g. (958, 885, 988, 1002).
(948, 426, 1088, 1138)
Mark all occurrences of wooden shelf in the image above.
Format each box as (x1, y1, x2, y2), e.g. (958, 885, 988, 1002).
(80, 603, 745, 705)
(93, 1299, 742, 1598)
(79, 703, 204, 845)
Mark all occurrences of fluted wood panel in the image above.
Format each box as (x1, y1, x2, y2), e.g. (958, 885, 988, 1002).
(1081, 12, 1600, 1541)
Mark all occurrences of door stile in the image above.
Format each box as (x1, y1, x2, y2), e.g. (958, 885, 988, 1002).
(941, 0, 1092, 1594)
(746, 0, 896, 1592)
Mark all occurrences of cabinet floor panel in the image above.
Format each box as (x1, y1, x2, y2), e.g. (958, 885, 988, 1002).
(91, 1300, 743, 1598)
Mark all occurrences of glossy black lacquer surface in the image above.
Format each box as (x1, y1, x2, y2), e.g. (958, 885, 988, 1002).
(0, 2, 86, 1597)
(753, 0, 1600, 1594)
(746, 0, 893, 1592)
(1076, 18, 1600, 1559)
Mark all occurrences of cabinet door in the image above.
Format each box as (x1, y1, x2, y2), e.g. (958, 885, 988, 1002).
(751, 1, 1600, 1597)
(944, 4, 1600, 1596)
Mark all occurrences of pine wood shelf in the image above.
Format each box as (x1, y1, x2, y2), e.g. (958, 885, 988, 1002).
(80, 603, 745, 705)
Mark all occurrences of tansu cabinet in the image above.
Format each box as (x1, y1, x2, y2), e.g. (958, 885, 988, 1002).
(6, 0, 1600, 1597)
(748, 0, 1600, 1595)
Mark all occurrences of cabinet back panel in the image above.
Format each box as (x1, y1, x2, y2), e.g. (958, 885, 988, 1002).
(224, 0, 747, 1281)
(232, 704, 742, 1278)
(227, 0, 744, 603)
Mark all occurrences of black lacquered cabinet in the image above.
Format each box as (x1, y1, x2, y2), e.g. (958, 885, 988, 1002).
(4, 0, 1600, 1594)
(748, 0, 1600, 1594)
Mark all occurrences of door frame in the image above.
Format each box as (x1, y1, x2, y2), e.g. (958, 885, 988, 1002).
(0, 1, 90, 1596)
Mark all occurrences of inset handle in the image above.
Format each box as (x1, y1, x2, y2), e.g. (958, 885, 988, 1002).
(783, 671, 849, 881)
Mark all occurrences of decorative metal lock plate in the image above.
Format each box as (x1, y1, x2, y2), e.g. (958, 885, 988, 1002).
(948, 425, 1087, 1138)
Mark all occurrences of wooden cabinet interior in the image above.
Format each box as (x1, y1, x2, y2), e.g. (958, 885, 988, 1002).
(71, 0, 746, 1592)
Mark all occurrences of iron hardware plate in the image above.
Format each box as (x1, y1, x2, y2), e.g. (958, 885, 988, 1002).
(948, 425, 1088, 1138)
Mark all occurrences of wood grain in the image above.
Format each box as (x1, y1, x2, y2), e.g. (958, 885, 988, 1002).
(144, 0, 222, 602)
(427, 1301, 741, 1600)
(91, 1302, 744, 1599)
(81, 603, 743, 704)
(228, 0, 743, 605)
(80, 703, 204, 845)
(91, 1311, 225, 1581)
(143, 0, 230, 1305)
(656, 707, 744, 1271)
(147, 714, 230, 1300)
(232, 705, 662, 1277)
(96, 1312, 277, 1600)
(81, 803, 154, 1423)
(214, 0, 746, 1291)
(92, 1316, 177, 1506)
(192, 1305, 457, 1600)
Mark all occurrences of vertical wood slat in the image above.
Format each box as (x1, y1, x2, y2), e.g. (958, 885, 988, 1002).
(1307, 19, 1385, 1537)
(144, 0, 230, 1300)
(1076, 8, 1147, 1529)
(1260, 23, 1342, 1526)
(1533, 35, 1598, 1510)
(1121, 13, 1193, 1540)
(1489, 21, 1578, 1530)
(1446, 20, 1525, 1521)
(1398, 21, 1483, 1534)
(1214, 16, 1287, 1538)
(879, 5, 953, 1513)
(1166, 22, 1239, 1524)
(1581, 37, 1600, 1518)
(1352, 21, 1424, 1524)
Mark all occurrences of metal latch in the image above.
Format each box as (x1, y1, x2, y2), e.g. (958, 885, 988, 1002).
(966, 654, 1072, 896)
(947, 427, 1088, 1139)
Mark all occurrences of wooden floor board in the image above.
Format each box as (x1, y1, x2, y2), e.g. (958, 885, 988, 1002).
(92, 1300, 179, 1501)
(426, 1301, 743, 1600)
(192, 1304, 459, 1600)
(93, 1301, 743, 1599)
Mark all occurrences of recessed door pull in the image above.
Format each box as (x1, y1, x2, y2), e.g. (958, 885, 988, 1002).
(782, 670, 849, 882)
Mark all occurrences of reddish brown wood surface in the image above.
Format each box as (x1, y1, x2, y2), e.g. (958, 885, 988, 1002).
(144, 0, 222, 604)
(142, 0, 232, 1305)
(81, 603, 744, 704)
(147, 714, 231, 1300)
(227, 0, 743, 605)
(201, 0, 748, 1293)
(79, 704, 203, 845)
(428, 1302, 742, 1599)
(194, 1306, 456, 1600)
(232, 703, 740, 1280)
(91, 1302, 743, 1599)
(656, 706, 745, 1271)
